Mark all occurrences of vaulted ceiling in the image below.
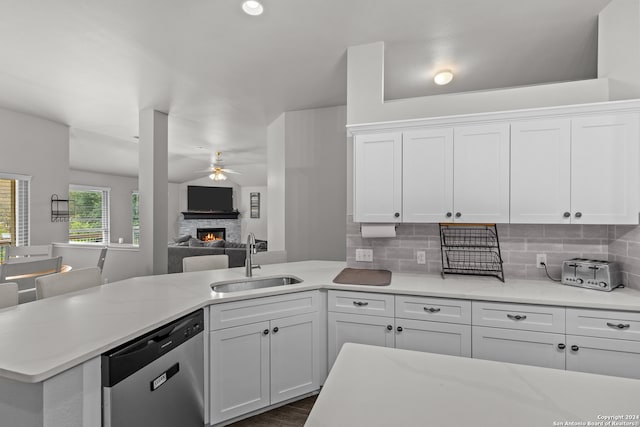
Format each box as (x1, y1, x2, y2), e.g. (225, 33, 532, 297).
(0, 0, 611, 185)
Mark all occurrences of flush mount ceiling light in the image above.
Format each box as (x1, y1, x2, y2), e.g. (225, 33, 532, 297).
(242, 0, 264, 16)
(434, 70, 454, 85)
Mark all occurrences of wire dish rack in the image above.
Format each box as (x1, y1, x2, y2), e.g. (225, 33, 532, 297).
(439, 223, 504, 282)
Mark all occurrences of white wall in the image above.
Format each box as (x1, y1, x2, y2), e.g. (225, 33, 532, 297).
(69, 170, 138, 244)
(267, 113, 286, 252)
(598, 0, 640, 100)
(53, 244, 146, 284)
(0, 107, 69, 245)
(239, 186, 268, 240)
(167, 182, 180, 239)
(284, 106, 347, 262)
(346, 42, 611, 126)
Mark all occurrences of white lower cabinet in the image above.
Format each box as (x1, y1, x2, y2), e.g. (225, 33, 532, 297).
(210, 322, 270, 423)
(472, 326, 566, 370)
(566, 335, 640, 379)
(327, 311, 394, 369)
(270, 313, 320, 404)
(395, 319, 471, 357)
(209, 293, 320, 425)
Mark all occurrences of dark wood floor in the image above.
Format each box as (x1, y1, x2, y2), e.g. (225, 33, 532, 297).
(227, 395, 317, 427)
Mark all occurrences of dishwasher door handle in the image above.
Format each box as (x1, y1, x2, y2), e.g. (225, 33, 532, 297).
(150, 363, 180, 391)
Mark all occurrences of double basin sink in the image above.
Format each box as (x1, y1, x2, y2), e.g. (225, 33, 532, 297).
(211, 275, 303, 293)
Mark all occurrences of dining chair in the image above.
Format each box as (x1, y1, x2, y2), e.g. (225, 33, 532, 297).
(97, 247, 108, 272)
(0, 256, 63, 303)
(0, 282, 19, 309)
(35, 267, 102, 300)
(5, 244, 53, 262)
(183, 254, 229, 272)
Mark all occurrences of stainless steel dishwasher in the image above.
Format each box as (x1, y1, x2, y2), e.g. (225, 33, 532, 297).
(102, 309, 204, 427)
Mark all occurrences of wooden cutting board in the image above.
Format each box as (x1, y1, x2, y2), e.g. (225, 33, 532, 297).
(333, 268, 392, 286)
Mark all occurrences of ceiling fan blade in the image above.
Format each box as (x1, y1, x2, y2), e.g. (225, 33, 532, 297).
(222, 168, 241, 174)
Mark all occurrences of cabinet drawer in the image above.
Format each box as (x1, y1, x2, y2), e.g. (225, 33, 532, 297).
(472, 301, 565, 333)
(328, 290, 394, 317)
(210, 291, 319, 330)
(567, 308, 640, 341)
(395, 295, 470, 324)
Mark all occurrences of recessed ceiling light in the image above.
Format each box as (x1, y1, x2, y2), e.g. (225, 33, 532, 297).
(242, 0, 263, 16)
(434, 70, 454, 85)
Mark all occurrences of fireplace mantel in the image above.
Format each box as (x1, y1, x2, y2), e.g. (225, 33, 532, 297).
(182, 211, 240, 220)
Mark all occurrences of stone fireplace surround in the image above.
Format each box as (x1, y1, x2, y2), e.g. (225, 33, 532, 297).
(178, 218, 241, 243)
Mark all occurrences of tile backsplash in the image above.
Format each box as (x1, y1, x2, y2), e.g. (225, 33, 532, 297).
(347, 216, 640, 290)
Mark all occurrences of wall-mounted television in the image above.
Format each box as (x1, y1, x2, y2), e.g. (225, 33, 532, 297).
(187, 186, 234, 212)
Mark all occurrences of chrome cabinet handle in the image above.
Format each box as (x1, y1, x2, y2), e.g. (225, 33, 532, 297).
(353, 301, 369, 307)
(386, 325, 393, 331)
(272, 327, 279, 333)
(557, 343, 566, 350)
(424, 307, 441, 313)
(507, 314, 527, 321)
(263, 329, 269, 335)
(571, 345, 579, 352)
(607, 322, 630, 330)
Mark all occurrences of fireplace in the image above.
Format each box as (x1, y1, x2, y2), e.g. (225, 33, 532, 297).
(197, 228, 226, 242)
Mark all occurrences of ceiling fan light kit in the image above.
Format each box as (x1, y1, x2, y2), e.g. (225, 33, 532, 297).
(434, 70, 454, 85)
(242, 0, 263, 16)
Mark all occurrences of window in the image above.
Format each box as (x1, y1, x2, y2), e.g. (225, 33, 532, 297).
(132, 191, 139, 245)
(69, 185, 110, 243)
(0, 173, 30, 262)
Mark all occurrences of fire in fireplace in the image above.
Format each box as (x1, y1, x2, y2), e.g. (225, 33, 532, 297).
(197, 228, 226, 242)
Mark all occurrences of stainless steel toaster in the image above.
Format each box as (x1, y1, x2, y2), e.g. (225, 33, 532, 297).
(561, 258, 622, 292)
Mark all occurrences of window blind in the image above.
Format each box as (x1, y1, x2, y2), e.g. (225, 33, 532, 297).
(0, 174, 30, 261)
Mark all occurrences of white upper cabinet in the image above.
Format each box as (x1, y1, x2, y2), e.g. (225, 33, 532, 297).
(511, 119, 571, 223)
(571, 114, 639, 224)
(354, 132, 402, 222)
(402, 128, 454, 222)
(453, 124, 510, 223)
(350, 101, 640, 225)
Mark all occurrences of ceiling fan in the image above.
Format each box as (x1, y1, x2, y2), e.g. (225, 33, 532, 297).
(208, 151, 240, 181)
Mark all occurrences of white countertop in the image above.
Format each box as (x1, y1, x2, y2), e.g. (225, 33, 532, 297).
(2, 260, 640, 383)
(306, 343, 640, 427)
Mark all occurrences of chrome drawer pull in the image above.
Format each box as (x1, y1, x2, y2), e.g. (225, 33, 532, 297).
(606, 322, 630, 330)
(507, 314, 527, 321)
(353, 301, 369, 307)
(424, 307, 441, 313)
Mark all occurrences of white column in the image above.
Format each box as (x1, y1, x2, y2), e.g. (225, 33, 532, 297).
(139, 109, 168, 275)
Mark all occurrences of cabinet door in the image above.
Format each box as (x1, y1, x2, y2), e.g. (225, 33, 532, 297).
(210, 322, 270, 424)
(566, 335, 640, 379)
(328, 312, 394, 370)
(472, 326, 566, 369)
(571, 114, 639, 224)
(395, 319, 471, 357)
(354, 132, 402, 222)
(510, 119, 571, 223)
(270, 313, 320, 404)
(453, 124, 510, 223)
(402, 128, 454, 222)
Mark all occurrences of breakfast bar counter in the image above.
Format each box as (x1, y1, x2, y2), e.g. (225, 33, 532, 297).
(306, 343, 640, 427)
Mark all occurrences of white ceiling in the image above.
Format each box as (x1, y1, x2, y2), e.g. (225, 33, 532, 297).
(0, 0, 611, 185)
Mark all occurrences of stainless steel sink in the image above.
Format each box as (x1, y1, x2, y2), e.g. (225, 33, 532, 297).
(211, 275, 303, 293)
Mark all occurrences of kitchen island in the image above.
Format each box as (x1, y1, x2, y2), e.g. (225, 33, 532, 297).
(2, 260, 640, 426)
(307, 343, 640, 427)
